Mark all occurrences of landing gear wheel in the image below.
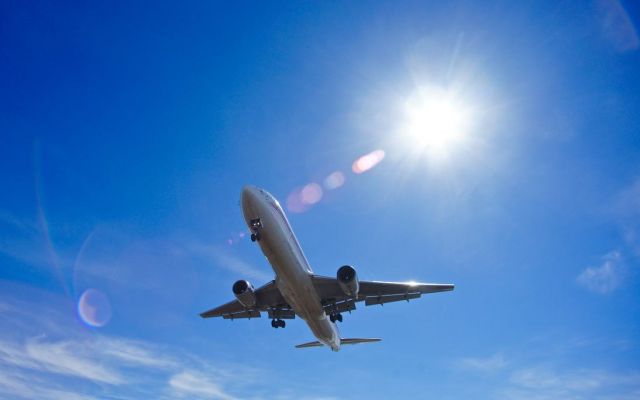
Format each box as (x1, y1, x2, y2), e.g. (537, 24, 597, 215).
(329, 314, 336, 323)
(336, 313, 343, 323)
(249, 218, 262, 242)
(271, 319, 285, 328)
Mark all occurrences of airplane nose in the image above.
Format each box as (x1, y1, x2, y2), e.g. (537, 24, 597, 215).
(241, 185, 259, 209)
(241, 185, 257, 200)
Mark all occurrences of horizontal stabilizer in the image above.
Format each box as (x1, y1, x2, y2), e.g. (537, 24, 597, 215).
(295, 338, 382, 349)
(341, 338, 381, 345)
(295, 340, 324, 348)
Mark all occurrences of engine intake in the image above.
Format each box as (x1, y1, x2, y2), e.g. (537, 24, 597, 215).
(337, 265, 359, 297)
(232, 280, 257, 308)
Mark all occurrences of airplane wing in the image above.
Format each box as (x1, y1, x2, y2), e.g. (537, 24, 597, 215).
(199, 280, 291, 320)
(311, 275, 454, 309)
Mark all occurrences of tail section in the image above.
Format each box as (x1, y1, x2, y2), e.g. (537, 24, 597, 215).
(295, 338, 381, 349)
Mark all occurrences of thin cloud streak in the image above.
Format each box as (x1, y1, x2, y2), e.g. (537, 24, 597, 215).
(503, 366, 640, 400)
(0, 296, 250, 400)
(597, 0, 639, 53)
(459, 351, 640, 400)
(455, 353, 507, 372)
(169, 370, 237, 400)
(576, 251, 623, 294)
(0, 368, 98, 400)
(612, 176, 640, 256)
(25, 338, 125, 384)
(190, 242, 272, 282)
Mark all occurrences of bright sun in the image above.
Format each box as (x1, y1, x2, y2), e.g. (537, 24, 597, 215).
(400, 86, 473, 162)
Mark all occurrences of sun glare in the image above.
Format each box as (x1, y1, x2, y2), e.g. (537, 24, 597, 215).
(400, 86, 473, 161)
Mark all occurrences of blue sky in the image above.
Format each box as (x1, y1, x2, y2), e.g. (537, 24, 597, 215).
(1, 1, 640, 399)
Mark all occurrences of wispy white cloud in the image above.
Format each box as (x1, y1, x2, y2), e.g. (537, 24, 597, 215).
(0, 211, 52, 269)
(0, 294, 257, 400)
(577, 251, 623, 294)
(458, 348, 640, 400)
(25, 338, 126, 384)
(71, 229, 272, 292)
(169, 370, 237, 400)
(502, 366, 640, 400)
(0, 287, 345, 400)
(0, 214, 271, 297)
(0, 334, 246, 400)
(612, 176, 640, 257)
(455, 353, 507, 373)
(96, 336, 177, 369)
(596, 0, 639, 53)
(0, 211, 39, 234)
(0, 368, 98, 400)
(187, 241, 272, 282)
(614, 178, 640, 217)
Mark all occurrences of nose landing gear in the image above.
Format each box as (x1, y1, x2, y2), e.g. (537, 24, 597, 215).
(249, 218, 262, 242)
(329, 313, 343, 323)
(271, 319, 286, 328)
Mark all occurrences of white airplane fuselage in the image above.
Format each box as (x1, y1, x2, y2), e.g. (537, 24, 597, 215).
(241, 185, 341, 351)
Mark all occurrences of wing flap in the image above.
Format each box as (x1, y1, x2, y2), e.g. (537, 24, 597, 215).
(267, 309, 296, 319)
(364, 292, 421, 306)
(222, 310, 261, 320)
(200, 299, 245, 318)
(311, 274, 455, 305)
(359, 281, 455, 297)
(323, 299, 356, 315)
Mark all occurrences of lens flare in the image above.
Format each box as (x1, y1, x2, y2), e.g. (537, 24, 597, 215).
(287, 188, 308, 213)
(324, 171, 345, 189)
(352, 150, 386, 174)
(301, 183, 323, 204)
(287, 183, 324, 213)
(77, 288, 112, 327)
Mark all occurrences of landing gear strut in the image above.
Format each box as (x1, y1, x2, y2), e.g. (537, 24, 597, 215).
(250, 218, 262, 242)
(329, 313, 343, 323)
(271, 319, 285, 328)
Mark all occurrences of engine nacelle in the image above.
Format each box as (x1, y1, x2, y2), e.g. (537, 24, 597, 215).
(232, 280, 257, 308)
(337, 265, 359, 297)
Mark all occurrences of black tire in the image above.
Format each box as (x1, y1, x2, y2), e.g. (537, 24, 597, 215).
(251, 233, 256, 242)
(337, 314, 343, 322)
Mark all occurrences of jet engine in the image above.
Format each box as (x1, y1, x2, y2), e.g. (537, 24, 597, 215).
(337, 265, 359, 297)
(232, 280, 257, 308)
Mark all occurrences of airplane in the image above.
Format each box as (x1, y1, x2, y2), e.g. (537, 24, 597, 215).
(200, 185, 454, 351)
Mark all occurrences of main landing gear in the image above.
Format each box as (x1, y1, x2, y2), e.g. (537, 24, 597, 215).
(271, 319, 286, 328)
(249, 218, 262, 242)
(329, 313, 343, 323)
